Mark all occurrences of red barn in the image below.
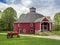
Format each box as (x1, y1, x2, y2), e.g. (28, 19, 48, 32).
(14, 7, 52, 34)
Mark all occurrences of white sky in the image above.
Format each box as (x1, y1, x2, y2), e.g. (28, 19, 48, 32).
(0, 0, 60, 20)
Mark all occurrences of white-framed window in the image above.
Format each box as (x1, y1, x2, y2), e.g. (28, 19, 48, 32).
(30, 29, 34, 33)
(23, 29, 26, 33)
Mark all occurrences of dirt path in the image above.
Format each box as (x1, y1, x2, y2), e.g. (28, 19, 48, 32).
(0, 33, 60, 40)
(20, 34, 60, 40)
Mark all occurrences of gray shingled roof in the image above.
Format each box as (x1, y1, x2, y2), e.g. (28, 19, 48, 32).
(14, 12, 44, 23)
(34, 17, 52, 22)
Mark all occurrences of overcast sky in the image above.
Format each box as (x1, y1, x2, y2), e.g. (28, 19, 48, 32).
(0, 0, 60, 19)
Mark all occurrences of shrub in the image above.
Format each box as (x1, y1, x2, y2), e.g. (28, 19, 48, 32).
(53, 25, 60, 31)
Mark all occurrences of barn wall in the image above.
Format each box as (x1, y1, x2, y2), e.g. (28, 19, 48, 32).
(35, 22, 40, 34)
(19, 23, 30, 34)
(14, 23, 41, 34)
(35, 22, 40, 30)
(18, 23, 35, 34)
(14, 23, 18, 33)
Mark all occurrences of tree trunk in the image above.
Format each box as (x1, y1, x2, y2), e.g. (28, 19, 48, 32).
(8, 23, 12, 31)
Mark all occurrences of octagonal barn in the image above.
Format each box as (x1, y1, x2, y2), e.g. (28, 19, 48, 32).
(14, 7, 52, 34)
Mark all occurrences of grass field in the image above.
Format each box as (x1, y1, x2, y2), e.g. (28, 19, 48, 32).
(52, 31, 60, 36)
(0, 34, 60, 45)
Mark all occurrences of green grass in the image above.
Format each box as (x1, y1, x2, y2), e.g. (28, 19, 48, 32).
(38, 31, 60, 36)
(39, 32, 54, 36)
(0, 34, 60, 45)
(52, 31, 60, 36)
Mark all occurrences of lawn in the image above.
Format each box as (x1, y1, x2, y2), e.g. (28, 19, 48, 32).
(52, 31, 60, 36)
(0, 34, 60, 45)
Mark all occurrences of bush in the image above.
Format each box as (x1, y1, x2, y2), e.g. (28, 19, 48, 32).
(0, 28, 13, 31)
(53, 25, 60, 31)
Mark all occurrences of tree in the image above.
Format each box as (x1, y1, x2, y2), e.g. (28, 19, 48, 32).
(1, 7, 17, 31)
(0, 11, 2, 18)
(19, 13, 25, 18)
(54, 12, 60, 25)
(0, 19, 4, 31)
(53, 12, 60, 31)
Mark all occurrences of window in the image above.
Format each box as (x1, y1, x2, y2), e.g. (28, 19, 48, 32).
(23, 29, 26, 33)
(31, 29, 33, 31)
(30, 28, 33, 31)
(30, 29, 35, 34)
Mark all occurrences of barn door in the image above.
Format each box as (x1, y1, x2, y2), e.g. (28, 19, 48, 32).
(44, 25, 48, 31)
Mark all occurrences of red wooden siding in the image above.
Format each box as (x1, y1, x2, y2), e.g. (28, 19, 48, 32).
(35, 22, 40, 30)
(17, 23, 35, 34)
(14, 23, 18, 33)
(20, 23, 30, 30)
(21, 23, 30, 34)
(14, 22, 52, 34)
